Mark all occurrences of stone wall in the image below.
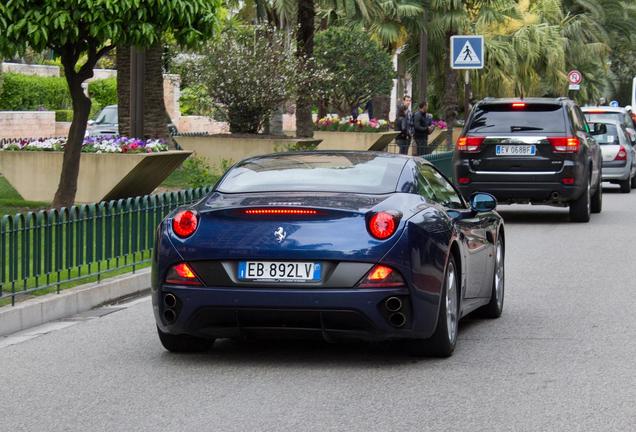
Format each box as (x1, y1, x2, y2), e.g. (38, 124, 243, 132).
(1, 62, 60, 77)
(177, 116, 229, 134)
(0, 112, 56, 139)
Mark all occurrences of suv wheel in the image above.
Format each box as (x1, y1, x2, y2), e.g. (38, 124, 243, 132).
(591, 173, 602, 214)
(569, 176, 591, 222)
(631, 173, 636, 189)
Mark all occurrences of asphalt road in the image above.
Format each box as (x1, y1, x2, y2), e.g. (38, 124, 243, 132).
(2, 185, 636, 431)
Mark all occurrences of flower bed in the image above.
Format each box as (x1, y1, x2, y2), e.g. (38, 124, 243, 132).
(0, 136, 169, 153)
(315, 115, 390, 133)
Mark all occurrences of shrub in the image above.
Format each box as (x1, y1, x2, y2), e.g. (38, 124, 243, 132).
(191, 26, 327, 134)
(55, 109, 73, 122)
(180, 156, 216, 188)
(88, 77, 117, 110)
(179, 84, 214, 116)
(314, 27, 394, 114)
(0, 72, 71, 110)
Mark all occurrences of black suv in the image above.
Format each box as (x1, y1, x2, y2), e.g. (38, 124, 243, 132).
(453, 97, 603, 222)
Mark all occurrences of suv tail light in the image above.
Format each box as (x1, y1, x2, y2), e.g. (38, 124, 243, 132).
(358, 265, 405, 288)
(367, 211, 401, 240)
(549, 137, 580, 153)
(172, 210, 198, 238)
(615, 146, 627, 161)
(456, 136, 485, 153)
(165, 263, 202, 286)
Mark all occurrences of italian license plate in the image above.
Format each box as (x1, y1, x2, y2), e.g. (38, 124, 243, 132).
(496, 145, 536, 156)
(238, 261, 322, 282)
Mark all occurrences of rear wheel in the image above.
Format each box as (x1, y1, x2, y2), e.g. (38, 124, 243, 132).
(619, 177, 631, 193)
(569, 176, 591, 222)
(157, 326, 214, 353)
(408, 256, 459, 357)
(591, 174, 603, 214)
(478, 236, 505, 318)
(631, 173, 636, 189)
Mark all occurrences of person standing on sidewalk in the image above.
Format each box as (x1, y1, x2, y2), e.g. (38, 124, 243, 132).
(413, 102, 435, 155)
(395, 95, 412, 154)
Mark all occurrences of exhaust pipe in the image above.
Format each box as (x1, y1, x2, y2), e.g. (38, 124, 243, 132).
(163, 309, 177, 323)
(551, 192, 560, 200)
(388, 312, 406, 328)
(385, 297, 403, 313)
(164, 293, 177, 308)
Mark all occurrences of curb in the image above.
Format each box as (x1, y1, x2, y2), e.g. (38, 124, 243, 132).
(0, 269, 151, 337)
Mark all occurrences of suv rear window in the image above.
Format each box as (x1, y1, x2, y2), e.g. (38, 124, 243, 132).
(468, 103, 566, 133)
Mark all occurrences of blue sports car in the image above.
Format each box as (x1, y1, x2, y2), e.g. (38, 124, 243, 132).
(152, 151, 505, 357)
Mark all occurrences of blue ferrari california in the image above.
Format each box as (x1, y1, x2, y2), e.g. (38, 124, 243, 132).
(152, 151, 505, 357)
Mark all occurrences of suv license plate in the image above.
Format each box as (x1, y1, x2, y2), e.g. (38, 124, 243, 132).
(238, 261, 322, 282)
(496, 145, 536, 156)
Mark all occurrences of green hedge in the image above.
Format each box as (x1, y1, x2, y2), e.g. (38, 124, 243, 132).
(55, 109, 73, 122)
(0, 73, 71, 111)
(88, 77, 117, 109)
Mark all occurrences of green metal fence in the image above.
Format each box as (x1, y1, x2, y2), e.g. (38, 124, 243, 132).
(424, 151, 455, 181)
(0, 187, 212, 306)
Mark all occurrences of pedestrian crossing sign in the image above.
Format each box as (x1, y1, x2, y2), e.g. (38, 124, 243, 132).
(451, 35, 484, 69)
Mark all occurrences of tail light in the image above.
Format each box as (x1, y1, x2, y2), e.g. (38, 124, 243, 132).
(165, 263, 202, 286)
(549, 137, 580, 153)
(456, 136, 485, 153)
(615, 146, 627, 161)
(172, 210, 198, 238)
(358, 264, 405, 288)
(512, 102, 526, 108)
(367, 211, 400, 240)
(562, 177, 575, 185)
(458, 177, 471, 185)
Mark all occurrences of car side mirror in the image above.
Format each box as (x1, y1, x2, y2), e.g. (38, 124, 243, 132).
(589, 123, 607, 135)
(470, 192, 497, 212)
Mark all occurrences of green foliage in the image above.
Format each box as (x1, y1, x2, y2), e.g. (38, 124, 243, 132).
(175, 156, 231, 189)
(88, 77, 117, 110)
(55, 109, 73, 122)
(314, 26, 394, 112)
(192, 26, 320, 134)
(0, 73, 71, 110)
(179, 84, 215, 116)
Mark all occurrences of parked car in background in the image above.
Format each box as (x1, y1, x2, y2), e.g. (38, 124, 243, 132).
(86, 105, 178, 137)
(582, 106, 636, 145)
(86, 105, 118, 137)
(453, 97, 604, 222)
(589, 120, 636, 193)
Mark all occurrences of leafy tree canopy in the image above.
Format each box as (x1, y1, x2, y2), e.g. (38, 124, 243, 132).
(314, 26, 393, 113)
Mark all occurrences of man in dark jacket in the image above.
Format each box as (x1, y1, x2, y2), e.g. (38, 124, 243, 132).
(413, 102, 435, 155)
(395, 95, 412, 154)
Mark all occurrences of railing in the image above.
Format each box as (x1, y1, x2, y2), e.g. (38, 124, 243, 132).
(424, 151, 455, 181)
(0, 187, 212, 306)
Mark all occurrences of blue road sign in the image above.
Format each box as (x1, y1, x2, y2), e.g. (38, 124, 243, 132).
(451, 35, 484, 70)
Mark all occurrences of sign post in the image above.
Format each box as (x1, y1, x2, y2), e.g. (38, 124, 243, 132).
(451, 35, 484, 142)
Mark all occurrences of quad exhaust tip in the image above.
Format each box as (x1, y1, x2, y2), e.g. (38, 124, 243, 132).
(163, 309, 177, 323)
(388, 312, 406, 328)
(164, 293, 177, 308)
(385, 297, 403, 313)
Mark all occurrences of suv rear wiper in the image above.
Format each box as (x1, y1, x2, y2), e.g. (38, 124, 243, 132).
(510, 126, 544, 132)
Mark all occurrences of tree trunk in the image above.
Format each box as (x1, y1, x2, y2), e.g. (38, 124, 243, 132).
(117, 46, 131, 137)
(143, 43, 170, 140)
(418, 30, 428, 103)
(295, 0, 315, 138)
(52, 72, 92, 208)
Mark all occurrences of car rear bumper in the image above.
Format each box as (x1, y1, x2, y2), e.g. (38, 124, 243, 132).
(153, 285, 438, 341)
(454, 158, 586, 204)
(602, 164, 630, 181)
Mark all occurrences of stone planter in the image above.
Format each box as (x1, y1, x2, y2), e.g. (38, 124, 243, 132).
(174, 135, 322, 163)
(0, 150, 192, 203)
(315, 131, 400, 152)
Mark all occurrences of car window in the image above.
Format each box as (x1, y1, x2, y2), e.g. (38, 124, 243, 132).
(418, 164, 465, 209)
(574, 107, 588, 133)
(95, 107, 118, 124)
(570, 107, 584, 132)
(594, 123, 621, 145)
(468, 103, 566, 133)
(217, 153, 406, 194)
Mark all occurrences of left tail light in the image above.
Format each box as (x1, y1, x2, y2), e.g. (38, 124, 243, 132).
(358, 265, 405, 288)
(456, 136, 485, 153)
(165, 263, 202, 286)
(172, 210, 198, 238)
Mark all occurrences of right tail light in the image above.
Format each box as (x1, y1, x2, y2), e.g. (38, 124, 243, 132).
(615, 146, 627, 161)
(367, 211, 401, 240)
(358, 265, 405, 288)
(549, 137, 580, 153)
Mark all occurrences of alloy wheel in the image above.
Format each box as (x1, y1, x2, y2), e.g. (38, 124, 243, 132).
(446, 263, 458, 344)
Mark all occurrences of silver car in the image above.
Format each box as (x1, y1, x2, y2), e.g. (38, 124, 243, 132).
(582, 106, 636, 145)
(86, 105, 118, 136)
(592, 120, 636, 193)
